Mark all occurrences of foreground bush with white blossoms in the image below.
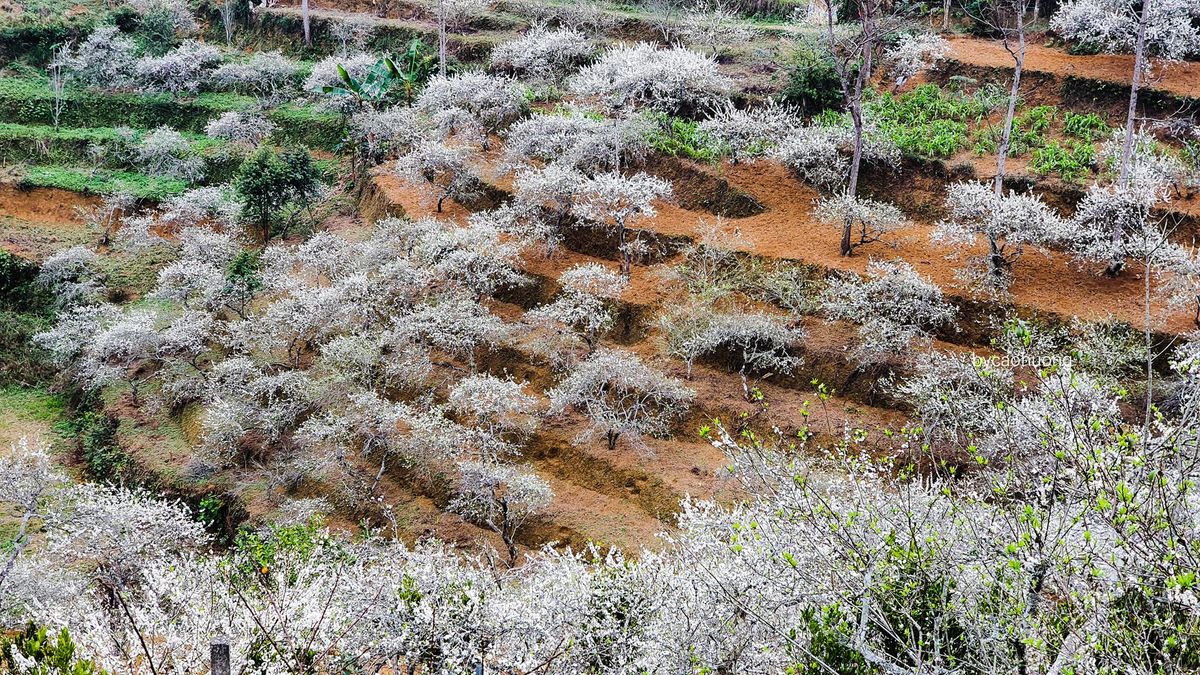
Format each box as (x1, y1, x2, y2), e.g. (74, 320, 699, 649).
(4, 0, 1200, 670)
(5, 322, 1200, 672)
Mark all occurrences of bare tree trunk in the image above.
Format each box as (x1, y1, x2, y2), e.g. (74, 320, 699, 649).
(438, 5, 449, 77)
(990, 3, 1026, 277)
(1108, 0, 1152, 276)
(302, 0, 311, 47)
(840, 2, 875, 257)
(943, 0, 951, 29)
(221, 0, 236, 44)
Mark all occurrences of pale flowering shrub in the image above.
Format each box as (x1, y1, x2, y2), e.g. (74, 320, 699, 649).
(415, 72, 528, 146)
(205, 110, 277, 147)
(490, 26, 595, 83)
(209, 51, 300, 104)
(548, 347, 694, 450)
(35, 245, 106, 308)
(1052, 0, 1200, 58)
(504, 109, 649, 174)
(820, 260, 956, 365)
(697, 101, 800, 163)
(64, 25, 138, 89)
(133, 41, 221, 95)
(676, 6, 759, 57)
(135, 126, 205, 182)
(661, 308, 805, 390)
(570, 43, 732, 116)
(885, 33, 949, 85)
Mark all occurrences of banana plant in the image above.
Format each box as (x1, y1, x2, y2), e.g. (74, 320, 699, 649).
(321, 40, 435, 109)
(322, 57, 401, 109)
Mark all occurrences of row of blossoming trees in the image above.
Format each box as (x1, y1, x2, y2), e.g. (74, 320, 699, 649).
(3, 0, 1200, 670)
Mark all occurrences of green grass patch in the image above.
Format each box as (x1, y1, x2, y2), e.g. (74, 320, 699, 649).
(0, 78, 344, 150)
(644, 113, 723, 162)
(868, 84, 999, 158)
(1063, 111, 1112, 141)
(18, 165, 189, 200)
(0, 386, 65, 425)
(1030, 140, 1095, 183)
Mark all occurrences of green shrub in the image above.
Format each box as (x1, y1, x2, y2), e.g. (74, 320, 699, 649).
(1063, 111, 1111, 141)
(868, 85, 992, 158)
(644, 113, 723, 162)
(1031, 140, 1095, 183)
(779, 44, 845, 114)
(0, 249, 55, 385)
(0, 623, 106, 675)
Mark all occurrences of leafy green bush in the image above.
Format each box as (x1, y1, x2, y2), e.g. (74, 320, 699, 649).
(975, 105, 1069, 157)
(1063, 111, 1111, 141)
(0, 623, 106, 675)
(644, 113, 723, 162)
(868, 84, 994, 158)
(0, 250, 55, 385)
(779, 44, 844, 114)
(1031, 140, 1095, 183)
(64, 408, 128, 479)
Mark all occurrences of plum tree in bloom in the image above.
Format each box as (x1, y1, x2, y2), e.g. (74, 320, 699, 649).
(405, 218, 528, 299)
(573, 172, 671, 276)
(0, 440, 61, 592)
(204, 110, 276, 148)
(570, 43, 732, 116)
(398, 296, 510, 366)
(1053, 0, 1200, 269)
(676, 6, 759, 57)
(815, 194, 908, 255)
(395, 140, 483, 212)
(135, 126, 205, 182)
(932, 181, 1063, 290)
(661, 308, 805, 396)
(416, 72, 527, 148)
(132, 41, 221, 95)
(448, 374, 541, 440)
(209, 50, 299, 104)
(821, 260, 956, 365)
(895, 351, 1014, 448)
(884, 32, 949, 87)
(503, 110, 649, 175)
(772, 120, 899, 194)
(489, 26, 594, 84)
(697, 101, 800, 164)
(512, 163, 587, 255)
(35, 245, 106, 308)
(328, 15, 377, 54)
(548, 347, 694, 450)
(63, 25, 138, 89)
(348, 106, 428, 165)
(199, 357, 316, 461)
(523, 263, 628, 368)
(433, 0, 489, 76)
(450, 460, 553, 565)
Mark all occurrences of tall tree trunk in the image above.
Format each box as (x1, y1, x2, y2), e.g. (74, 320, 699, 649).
(438, 5, 448, 77)
(840, 3, 875, 257)
(989, 4, 1026, 277)
(1108, 0, 1152, 276)
(302, 0, 311, 47)
(943, 0, 951, 29)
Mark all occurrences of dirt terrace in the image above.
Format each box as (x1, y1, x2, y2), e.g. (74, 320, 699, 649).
(945, 37, 1200, 101)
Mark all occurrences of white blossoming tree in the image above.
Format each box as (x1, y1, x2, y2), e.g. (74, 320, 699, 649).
(548, 347, 694, 450)
(573, 172, 671, 276)
(820, 260, 957, 365)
